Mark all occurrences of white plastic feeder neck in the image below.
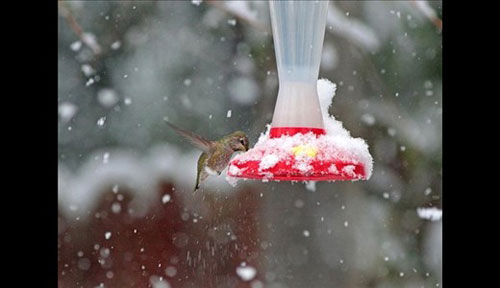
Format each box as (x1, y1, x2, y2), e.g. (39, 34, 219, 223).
(269, 0, 329, 138)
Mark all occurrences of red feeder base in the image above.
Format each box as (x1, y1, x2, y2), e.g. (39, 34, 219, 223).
(229, 158, 366, 181)
(227, 127, 367, 181)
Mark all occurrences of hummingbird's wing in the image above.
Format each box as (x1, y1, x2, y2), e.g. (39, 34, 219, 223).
(167, 122, 213, 152)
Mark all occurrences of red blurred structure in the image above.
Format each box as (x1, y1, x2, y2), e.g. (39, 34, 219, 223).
(58, 182, 263, 288)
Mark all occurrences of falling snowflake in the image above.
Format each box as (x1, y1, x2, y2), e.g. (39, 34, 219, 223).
(162, 194, 171, 204)
(191, 0, 202, 6)
(417, 207, 442, 221)
(236, 263, 257, 281)
(97, 117, 106, 127)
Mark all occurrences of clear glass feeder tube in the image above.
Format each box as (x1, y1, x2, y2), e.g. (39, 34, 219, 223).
(269, 0, 329, 133)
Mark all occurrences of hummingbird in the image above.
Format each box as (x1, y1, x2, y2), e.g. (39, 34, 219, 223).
(167, 122, 249, 191)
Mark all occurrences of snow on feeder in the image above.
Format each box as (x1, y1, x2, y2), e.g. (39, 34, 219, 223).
(227, 1, 373, 182)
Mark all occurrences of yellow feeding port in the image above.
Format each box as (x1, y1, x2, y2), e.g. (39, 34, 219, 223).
(291, 145, 318, 158)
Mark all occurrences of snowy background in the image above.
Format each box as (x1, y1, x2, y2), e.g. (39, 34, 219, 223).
(58, 1, 442, 287)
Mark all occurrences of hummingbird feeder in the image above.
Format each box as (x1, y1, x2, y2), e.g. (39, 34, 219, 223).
(228, 1, 372, 182)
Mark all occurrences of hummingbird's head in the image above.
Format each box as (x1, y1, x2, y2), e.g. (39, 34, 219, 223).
(226, 131, 249, 152)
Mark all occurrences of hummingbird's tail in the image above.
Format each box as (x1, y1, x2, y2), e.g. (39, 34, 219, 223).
(194, 176, 200, 192)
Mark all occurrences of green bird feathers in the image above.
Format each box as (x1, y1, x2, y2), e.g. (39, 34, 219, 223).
(167, 122, 249, 191)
